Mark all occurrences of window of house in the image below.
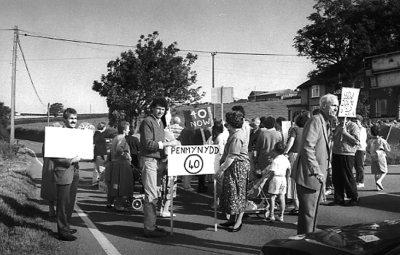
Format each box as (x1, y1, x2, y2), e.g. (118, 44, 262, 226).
(311, 85, 320, 98)
(375, 98, 387, 117)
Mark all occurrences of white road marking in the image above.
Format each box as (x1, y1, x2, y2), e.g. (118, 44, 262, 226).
(26, 146, 121, 255)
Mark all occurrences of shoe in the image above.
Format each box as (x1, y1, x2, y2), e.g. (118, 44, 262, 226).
(288, 209, 299, 215)
(229, 223, 242, 232)
(69, 228, 77, 234)
(265, 215, 275, 222)
(159, 211, 176, 218)
(327, 200, 345, 206)
(219, 221, 235, 227)
(58, 233, 77, 241)
(277, 215, 284, 222)
(357, 183, 364, 188)
(376, 182, 383, 190)
(106, 204, 114, 209)
(345, 198, 360, 207)
(325, 189, 333, 196)
(143, 227, 167, 238)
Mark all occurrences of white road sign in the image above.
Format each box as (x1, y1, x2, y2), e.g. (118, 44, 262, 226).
(167, 145, 221, 176)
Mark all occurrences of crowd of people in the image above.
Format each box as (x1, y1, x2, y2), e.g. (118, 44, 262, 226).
(40, 94, 393, 241)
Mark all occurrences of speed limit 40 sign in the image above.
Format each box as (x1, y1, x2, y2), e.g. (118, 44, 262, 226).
(167, 145, 221, 176)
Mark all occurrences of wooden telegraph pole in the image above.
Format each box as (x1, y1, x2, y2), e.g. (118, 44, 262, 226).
(10, 26, 18, 144)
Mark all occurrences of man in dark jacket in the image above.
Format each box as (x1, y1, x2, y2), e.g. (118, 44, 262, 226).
(52, 108, 81, 241)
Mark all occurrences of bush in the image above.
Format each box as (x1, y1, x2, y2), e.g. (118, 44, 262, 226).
(0, 140, 19, 160)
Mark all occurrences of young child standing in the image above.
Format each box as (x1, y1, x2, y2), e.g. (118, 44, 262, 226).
(366, 125, 391, 191)
(266, 142, 291, 222)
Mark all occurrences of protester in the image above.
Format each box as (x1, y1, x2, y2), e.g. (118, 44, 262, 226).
(140, 97, 177, 238)
(275, 116, 286, 142)
(158, 110, 179, 217)
(93, 121, 108, 186)
(330, 117, 360, 207)
(194, 128, 212, 193)
(106, 121, 134, 212)
(217, 111, 250, 232)
(366, 125, 391, 191)
(125, 127, 140, 169)
(354, 115, 367, 188)
(284, 112, 309, 216)
(232, 105, 251, 150)
(169, 116, 184, 139)
(265, 142, 291, 222)
(254, 116, 282, 171)
(52, 108, 81, 241)
(179, 122, 196, 191)
(40, 122, 62, 217)
(293, 94, 339, 235)
(248, 117, 261, 181)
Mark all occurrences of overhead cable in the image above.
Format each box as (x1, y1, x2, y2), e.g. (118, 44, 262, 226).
(17, 39, 45, 106)
(21, 32, 300, 57)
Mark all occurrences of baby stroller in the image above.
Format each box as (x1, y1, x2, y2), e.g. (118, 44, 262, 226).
(128, 165, 145, 210)
(246, 169, 279, 219)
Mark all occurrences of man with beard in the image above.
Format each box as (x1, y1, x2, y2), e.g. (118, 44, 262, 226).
(293, 94, 339, 234)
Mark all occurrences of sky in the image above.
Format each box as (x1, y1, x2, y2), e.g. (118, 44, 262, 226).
(0, 0, 316, 114)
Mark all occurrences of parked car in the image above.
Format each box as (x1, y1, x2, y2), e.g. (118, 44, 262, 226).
(260, 219, 400, 255)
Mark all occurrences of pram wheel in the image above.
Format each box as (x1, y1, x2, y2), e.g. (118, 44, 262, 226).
(132, 199, 143, 210)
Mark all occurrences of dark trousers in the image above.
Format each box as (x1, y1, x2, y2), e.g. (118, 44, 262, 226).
(354, 150, 365, 183)
(56, 172, 79, 235)
(296, 184, 320, 235)
(332, 154, 358, 202)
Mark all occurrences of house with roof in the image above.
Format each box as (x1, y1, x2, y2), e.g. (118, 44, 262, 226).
(248, 89, 298, 102)
(287, 51, 400, 121)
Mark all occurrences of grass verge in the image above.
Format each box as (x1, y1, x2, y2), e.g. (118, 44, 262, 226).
(0, 140, 60, 255)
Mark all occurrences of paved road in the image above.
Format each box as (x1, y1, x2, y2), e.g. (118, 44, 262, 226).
(21, 139, 400, 255)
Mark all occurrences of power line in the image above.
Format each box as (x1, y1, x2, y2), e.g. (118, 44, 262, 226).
(21, 31, 301, 57)
(17, 38, 45, 106)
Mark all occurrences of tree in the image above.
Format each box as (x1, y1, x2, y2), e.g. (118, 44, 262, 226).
(49, 103, 64, 117)
(92, 31, 203, 127)
(294, 0, 400, 84)
(0, 102, 11, 139)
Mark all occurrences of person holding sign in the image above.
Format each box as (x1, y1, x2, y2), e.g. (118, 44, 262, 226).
(216, 111, 250, 232)
(52, 108, 81, 241)
(140, 98, 178, 238)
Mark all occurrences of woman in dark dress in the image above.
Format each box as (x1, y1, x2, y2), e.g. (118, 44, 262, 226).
(216, 111, 250, 232)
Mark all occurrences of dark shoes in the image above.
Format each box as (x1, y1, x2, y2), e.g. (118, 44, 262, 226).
(288, 209, 299, 215)
(344, 198, 360, 207)
(197, 186, 208, 193)
(69, 228, 77, 234)
(58, 233, 77, 241)
(144, 226, 168, 238)
(219, 221, 235, 227)
(327, 200, 345, 206)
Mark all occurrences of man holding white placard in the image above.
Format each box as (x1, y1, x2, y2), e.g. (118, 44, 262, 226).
(52, 108, 81, 241)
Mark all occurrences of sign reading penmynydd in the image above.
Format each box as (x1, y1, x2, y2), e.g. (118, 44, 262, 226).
(183, 107, 213, 129)
(167, 145, 220, 176)
(338, 87, 360, 118)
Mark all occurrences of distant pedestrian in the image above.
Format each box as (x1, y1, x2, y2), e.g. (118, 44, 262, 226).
(354, 115, 367, 188)
(93, 121, 108, 186)
(366, 125, 391, 191)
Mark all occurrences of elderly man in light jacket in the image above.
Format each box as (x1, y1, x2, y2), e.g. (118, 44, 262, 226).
(293, 93, 339, 235)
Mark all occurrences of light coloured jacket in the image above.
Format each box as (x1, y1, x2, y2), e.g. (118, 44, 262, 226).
(293, 113, 330, 191)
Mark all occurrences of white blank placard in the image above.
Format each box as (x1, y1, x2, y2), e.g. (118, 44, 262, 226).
(44, 126, 94, 160)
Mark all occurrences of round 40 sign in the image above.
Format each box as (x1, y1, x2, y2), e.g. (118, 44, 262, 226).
(167, 145, 220, 176)
(184, 154, 204, 174)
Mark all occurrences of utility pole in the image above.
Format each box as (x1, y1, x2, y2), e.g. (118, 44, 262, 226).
(10, 26, 18, 144)
(211, 52, 216, 119)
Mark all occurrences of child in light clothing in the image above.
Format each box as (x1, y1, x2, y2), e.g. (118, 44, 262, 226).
(266, 142, 291, 222)
(366, 125, 391, 191)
